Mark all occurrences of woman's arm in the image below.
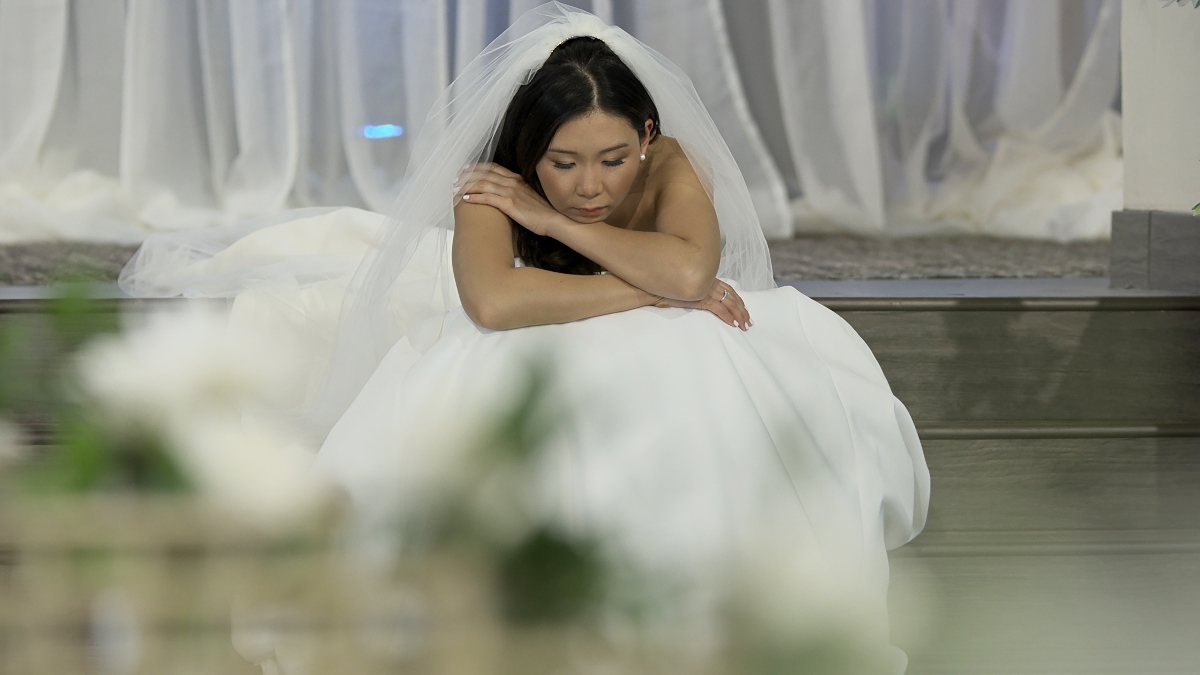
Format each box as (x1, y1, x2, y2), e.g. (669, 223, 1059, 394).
(461, 162, 721, 302)
(452, 201, 660, 331)
(546, 179, 720, 301)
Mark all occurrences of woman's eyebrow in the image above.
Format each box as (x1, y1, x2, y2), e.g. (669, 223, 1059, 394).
(547, 142, 630, 155)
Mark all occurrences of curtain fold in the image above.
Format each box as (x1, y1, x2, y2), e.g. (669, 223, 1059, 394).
(0, 0, 67, 178)
(769, 0, 1121, 239)
(0, 0, 1123, 243)
(338, 0, 447, 212)
(121, 0, 223, 230)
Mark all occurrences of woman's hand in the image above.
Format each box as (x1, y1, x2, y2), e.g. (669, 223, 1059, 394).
(456, 163, 565, 237)
(655, 278, 752, 331)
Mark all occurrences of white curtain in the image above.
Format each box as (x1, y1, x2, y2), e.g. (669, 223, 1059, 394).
(765, 0, 1121, 239)
(0, 0, 1120, 243)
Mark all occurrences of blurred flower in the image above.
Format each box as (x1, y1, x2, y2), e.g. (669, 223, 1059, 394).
(172, 412, 326, 529)
(727, 544, 898, 675)
(0, 418, 25, 467)
(464, 461, 540, 548)
(73, 307, 326, 528)
(75, 307, 304, 436)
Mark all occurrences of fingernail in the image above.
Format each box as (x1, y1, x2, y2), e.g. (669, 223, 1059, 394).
(733, 320, 739, 327)
(463, 195, 470, 200)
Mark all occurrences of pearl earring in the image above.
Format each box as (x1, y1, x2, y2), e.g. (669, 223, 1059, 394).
(640, 153, 646, 161)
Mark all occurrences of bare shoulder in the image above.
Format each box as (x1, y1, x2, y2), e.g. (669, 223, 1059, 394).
(647, 136, 707, 196)
(643, 136, 720, 247)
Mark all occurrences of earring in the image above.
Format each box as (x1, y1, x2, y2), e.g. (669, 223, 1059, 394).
(640, 153, 646, 161)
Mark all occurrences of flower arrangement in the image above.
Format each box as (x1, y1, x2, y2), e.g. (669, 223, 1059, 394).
(0, 286, 896, 674)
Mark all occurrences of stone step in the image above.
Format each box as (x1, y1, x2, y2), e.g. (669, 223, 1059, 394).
(5, 279, 1198, 432)
(785, 280, 1200, 428)
(920, 436, 1200, 534)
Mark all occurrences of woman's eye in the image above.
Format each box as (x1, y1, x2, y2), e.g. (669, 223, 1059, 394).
(603, 159, 626, 167)
(553, 162, 574, 170)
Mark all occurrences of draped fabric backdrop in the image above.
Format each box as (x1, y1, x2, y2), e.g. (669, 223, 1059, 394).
(0, 0, 1121, 244)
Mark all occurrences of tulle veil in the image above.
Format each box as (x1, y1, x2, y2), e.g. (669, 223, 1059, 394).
(121, 2, 776, 441)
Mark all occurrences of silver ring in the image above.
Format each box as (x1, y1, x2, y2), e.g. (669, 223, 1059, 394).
(720, 289, 729, 302)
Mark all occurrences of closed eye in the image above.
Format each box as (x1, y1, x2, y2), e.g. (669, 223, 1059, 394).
(553, 162, 575, 170)
(603, 159, 626, 167)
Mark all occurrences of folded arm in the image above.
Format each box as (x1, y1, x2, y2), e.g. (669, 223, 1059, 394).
(452, 202, 660, 331)
(459, 160, 721, 302)
(545, 180, 721, 301)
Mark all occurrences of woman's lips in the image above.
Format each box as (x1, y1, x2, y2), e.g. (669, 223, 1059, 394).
(575, 206, 605, 217)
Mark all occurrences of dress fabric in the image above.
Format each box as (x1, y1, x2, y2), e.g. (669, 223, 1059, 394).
(318, 252, 930, 584)
(159, 206, 930, 670)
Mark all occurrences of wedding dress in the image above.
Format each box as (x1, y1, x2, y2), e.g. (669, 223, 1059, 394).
(120, 3, 929, 670)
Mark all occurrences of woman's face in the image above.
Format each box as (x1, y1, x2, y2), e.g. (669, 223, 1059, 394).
(536, 111, 651, 224)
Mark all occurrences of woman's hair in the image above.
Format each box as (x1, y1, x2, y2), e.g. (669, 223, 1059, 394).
(492, 36, 660, 275)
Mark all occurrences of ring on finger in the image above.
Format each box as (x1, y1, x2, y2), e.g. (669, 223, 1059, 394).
(720, 289, 729, 302)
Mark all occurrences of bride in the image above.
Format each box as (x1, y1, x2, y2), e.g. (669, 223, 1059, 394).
(454, 34, 745, 331)
(122, 3, 928, 670)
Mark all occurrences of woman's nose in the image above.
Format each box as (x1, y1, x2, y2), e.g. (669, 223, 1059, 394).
(576, 169, 602, 198)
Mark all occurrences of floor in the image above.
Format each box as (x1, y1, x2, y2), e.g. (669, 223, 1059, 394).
(0, 235, 1110, 287)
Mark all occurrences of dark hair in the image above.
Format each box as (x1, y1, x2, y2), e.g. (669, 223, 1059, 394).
(492, 36, 660, 275)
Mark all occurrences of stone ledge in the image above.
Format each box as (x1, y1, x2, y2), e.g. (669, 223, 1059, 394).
(1111, 209, 1200, 293)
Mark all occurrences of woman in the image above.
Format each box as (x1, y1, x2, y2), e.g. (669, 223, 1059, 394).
(122, 4, 928, 669)
(453, 35, 746, 332)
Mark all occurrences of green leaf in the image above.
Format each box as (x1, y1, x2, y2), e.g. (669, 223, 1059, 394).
(16, 417, 113, 493)
(15, 414, 190, 494)
(1193, 202, 1199, 216)
(498, 528, 603, 624)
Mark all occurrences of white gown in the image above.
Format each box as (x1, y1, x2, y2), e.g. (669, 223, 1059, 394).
(138, 205, 930, 668)
(318, 262, 929, 582)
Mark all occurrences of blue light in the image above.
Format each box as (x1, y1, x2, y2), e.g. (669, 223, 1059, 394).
(361, 124, 404, 139)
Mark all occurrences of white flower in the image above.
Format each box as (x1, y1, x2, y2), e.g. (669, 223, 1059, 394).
(171, 412, 327, 530)
(727, 541, 891, 670)
(75, 307, 305, 436)
(74, 306, 326, 528)
(464, 461, 541, 548)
